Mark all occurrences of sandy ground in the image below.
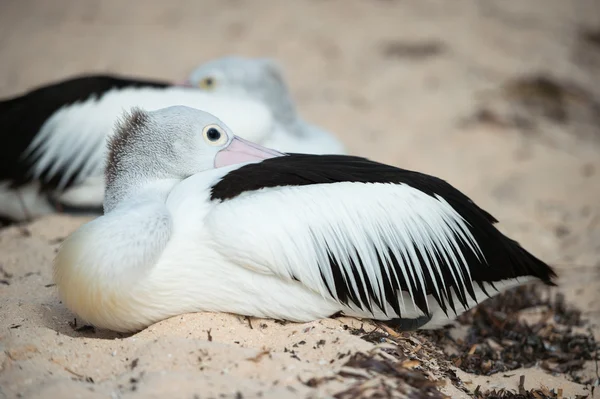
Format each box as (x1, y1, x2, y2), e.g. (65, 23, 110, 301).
(1, 0, 599, 398)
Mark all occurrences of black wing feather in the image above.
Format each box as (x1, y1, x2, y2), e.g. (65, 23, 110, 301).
(0, 75, 169, 190)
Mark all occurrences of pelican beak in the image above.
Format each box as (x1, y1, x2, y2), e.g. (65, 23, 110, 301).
(214, 136, 286, 168)
(177, 80, 193, 88)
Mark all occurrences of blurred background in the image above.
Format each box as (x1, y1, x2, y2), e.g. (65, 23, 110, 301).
(1, 0, 599, 292)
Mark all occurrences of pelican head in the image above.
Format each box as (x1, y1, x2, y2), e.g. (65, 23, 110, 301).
(183, 56, 297, 125)
(104, 105, 284, 212)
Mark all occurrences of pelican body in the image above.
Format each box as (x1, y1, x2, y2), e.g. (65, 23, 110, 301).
(0, 57, 344, 223)
(54, 106, 556, 333)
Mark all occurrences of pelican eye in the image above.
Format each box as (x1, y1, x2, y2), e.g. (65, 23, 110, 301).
(202, 124, 227, 146)
(199, 77, 215, 90)
(206, 128, 220, 141)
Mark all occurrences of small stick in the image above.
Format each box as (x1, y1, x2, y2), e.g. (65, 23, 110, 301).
(51, 358, 85, 378)
(518, 375, 525, 395)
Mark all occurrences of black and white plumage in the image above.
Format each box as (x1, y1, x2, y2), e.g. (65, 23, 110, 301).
(1, 76, 161, 221)
(54, 106, 556, 333)
(0, 57, 345, 223)
(209, 155, 555, 322)
(0, 75, 266, 222)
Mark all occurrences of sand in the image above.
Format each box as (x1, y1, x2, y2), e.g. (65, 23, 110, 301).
(0, 0, 599, 398)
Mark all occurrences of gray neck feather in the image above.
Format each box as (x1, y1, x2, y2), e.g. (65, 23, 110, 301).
(261, 86, 315, 138)
(104, 109, 178, 213)
(104, 157, 179, 214)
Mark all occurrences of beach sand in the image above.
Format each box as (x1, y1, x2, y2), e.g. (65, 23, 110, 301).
(1, 1, 599, 398)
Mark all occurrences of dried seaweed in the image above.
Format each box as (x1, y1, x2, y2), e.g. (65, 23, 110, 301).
(332, 350, 448, 399)
(342, 323, 389, 344)
(472, 374, 590, 399)
(420, 285, 598, 383)
(472, 385, 567, 398)
(327, 322, 475, 398)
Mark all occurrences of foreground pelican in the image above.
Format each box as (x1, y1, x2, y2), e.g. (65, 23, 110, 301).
(0, 56, 344, 223)
(54, 106, 556, 333)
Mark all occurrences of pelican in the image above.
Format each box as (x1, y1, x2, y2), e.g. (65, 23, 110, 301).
(183, 56, 345, 155)
(0, 56, 344, 223)
(53, 106, 556, 333)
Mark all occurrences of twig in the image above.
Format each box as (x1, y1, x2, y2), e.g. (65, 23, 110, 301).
(51, 358, 85, 378)
(518, 375, 526, 395)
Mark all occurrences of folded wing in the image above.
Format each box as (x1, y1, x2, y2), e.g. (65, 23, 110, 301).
(205, 155, 547, 318)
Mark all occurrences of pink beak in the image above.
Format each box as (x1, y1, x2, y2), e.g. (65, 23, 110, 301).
(176, 80, 193, 87)
(214, 136, 286, 168)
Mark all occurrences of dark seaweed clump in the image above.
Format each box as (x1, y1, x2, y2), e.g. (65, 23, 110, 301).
(420, 285, 598, 384)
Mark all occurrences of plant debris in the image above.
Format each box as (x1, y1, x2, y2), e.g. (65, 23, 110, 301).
(420, 285, 598, 383)
(472, 384, 573, 398)
(465, 74, 600, 145)
(381, 40, 445, 60)
(342, 323, 389, 344)
(498, 76, 599, 124)
(580, 28, 600, 49)
(0, 264, 13, 285)
(246, 350, 271, 363)
(318, 321, 473, 397)
(332, 350, 448, 399)
(470, 373, 591, 398)
(283, 347, 302, 361)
